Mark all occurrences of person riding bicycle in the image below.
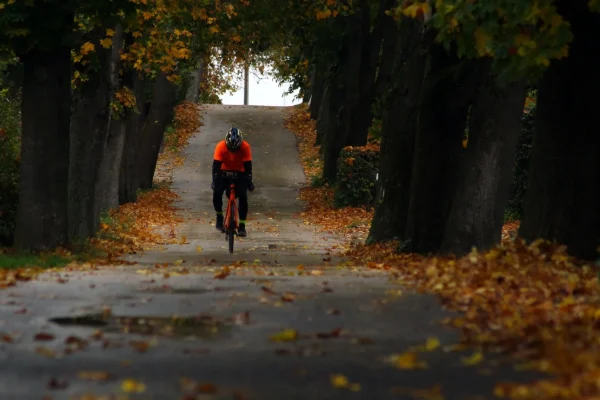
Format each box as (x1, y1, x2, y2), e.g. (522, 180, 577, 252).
(212, 127, 254, 237)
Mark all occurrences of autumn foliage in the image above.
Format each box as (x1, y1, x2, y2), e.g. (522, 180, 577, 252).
(89, 101, 200, 262)
(287, 99, 600, 399)
(285, 105, 373, 238)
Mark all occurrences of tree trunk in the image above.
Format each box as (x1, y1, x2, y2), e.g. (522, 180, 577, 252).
(309, 63, 327, 120)
(68, 26, 123, 240)
(95, 119, 126, 220)
(136, 73, 177, 189)
(321, 79, 346, 181)
(519, 4, 600, 260)
(367, 19, 429, 244)
(322, 6, 366, 182)
(441, 64, 527, 255)
(303, 64, 313, 104)
(403, 46, 478, 255)
(119, 71, 145, 205)
(14, 46, 72, 250)
(185, 61, 203, 103)
(322, 0, 390, 177)
(315, 81, 331, 147)
(345, 0, 391, 147)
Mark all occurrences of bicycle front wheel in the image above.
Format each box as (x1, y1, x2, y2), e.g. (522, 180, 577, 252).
(228, 230, 234, 253)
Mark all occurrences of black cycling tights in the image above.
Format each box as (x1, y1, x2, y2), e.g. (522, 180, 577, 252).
(213, 178, 249, 221)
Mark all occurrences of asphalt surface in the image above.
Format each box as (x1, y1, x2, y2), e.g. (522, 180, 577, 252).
(0, 105, 538, 400)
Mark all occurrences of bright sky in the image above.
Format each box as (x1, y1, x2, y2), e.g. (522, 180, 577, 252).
(219, 66, 303, 107)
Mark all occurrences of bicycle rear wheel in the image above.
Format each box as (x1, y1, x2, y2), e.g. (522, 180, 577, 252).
(228, 203, 236, 254)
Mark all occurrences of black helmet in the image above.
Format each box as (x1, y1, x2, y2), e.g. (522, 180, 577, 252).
(225, 127, 243, 151)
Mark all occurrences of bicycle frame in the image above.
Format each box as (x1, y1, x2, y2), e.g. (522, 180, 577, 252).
(223, 180, 239, 234)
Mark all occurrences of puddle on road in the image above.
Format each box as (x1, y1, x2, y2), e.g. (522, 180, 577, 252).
(50, 313, 235, 339)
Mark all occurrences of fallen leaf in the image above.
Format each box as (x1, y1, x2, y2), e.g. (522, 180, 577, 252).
(197, 383, 218, 393)
(392, 384, 445, 400)
(214, 266, 230, 279)
(425, 337, 440, 351)
(121, 378, 146, 393)
(330, 374, 361, 391)
(330, 374, 348, 388)
(34, 332, 55, 341)
(47, 378, 69, 390)
(195, 246, 203, 253)
(269, 329, 297, 342)
(461, 352, 484, 366)
(316, 328, 342, 339)
(387, 352, 427, 369)
(78, 371, 110, 381)
(1, 333, 14, 343)
(35, 346, 57, 358)
(261, 286, 278, 295)
(130, 340, 150, 353)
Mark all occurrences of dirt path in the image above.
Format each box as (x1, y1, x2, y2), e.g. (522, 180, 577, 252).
(0, 105, 536, 399)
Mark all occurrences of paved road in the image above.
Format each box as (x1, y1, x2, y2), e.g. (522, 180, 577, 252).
(0, 105, 536, 400)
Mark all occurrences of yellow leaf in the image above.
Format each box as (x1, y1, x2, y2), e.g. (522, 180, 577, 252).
(402, 3, 431, 19)
(80, 42, 95, 56)
(461, 352, 484, 366)
(330, 374, 360, 391)
(269, 328, 297, 342)
(121, 378, 146, 393)
(35, 346, 57, 358)
(100, 38, 112, 49)
(195, 246, 203, 253)
(330, 374, 348, 388)
(173, 259, 183, 265)
(388, 352, 427, 369)
(425, 337, 440, 351)
(395, 385, 445, 400)
(106, 28, 115, 37)
(78, 371, 110, 381)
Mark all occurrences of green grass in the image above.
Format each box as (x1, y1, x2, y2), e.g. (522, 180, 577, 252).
(0, 251, 71, 269)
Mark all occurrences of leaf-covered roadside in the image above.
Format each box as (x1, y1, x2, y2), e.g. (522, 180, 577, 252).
(162, 101, 203, 168)
(0, 101, 201, 282)
(287, 103, 600, 399)
(78, 102, 202, 262)
(284, 105, 373, 239)
(346, 239, 600, 399)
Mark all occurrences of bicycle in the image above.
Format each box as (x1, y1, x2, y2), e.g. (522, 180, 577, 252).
(222, 171, 239, 254)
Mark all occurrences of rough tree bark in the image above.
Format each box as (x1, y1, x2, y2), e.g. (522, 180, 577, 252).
(519, 3, 600, 260)
(403, 46, 478, 254)
(118, 71, 146, 205)
(14, 45, 72, 250)
(309, 62, 327, 121)
(321, 5, 366, 181)
(321, 76, 347, 181)
(185, 59, 204, 103)
(344, 0, 392, 147)
(321, 0, 392, 180)
(315, 80, 332, 148)
(367, 19, 429, 244)
(69, 26, 123, 240)
(441, 63, 527, 255)
(136, 73, 177, 189)
(94, 119, 126, 220)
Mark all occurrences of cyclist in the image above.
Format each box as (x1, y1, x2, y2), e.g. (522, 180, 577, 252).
(211, 127, 254, 237)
